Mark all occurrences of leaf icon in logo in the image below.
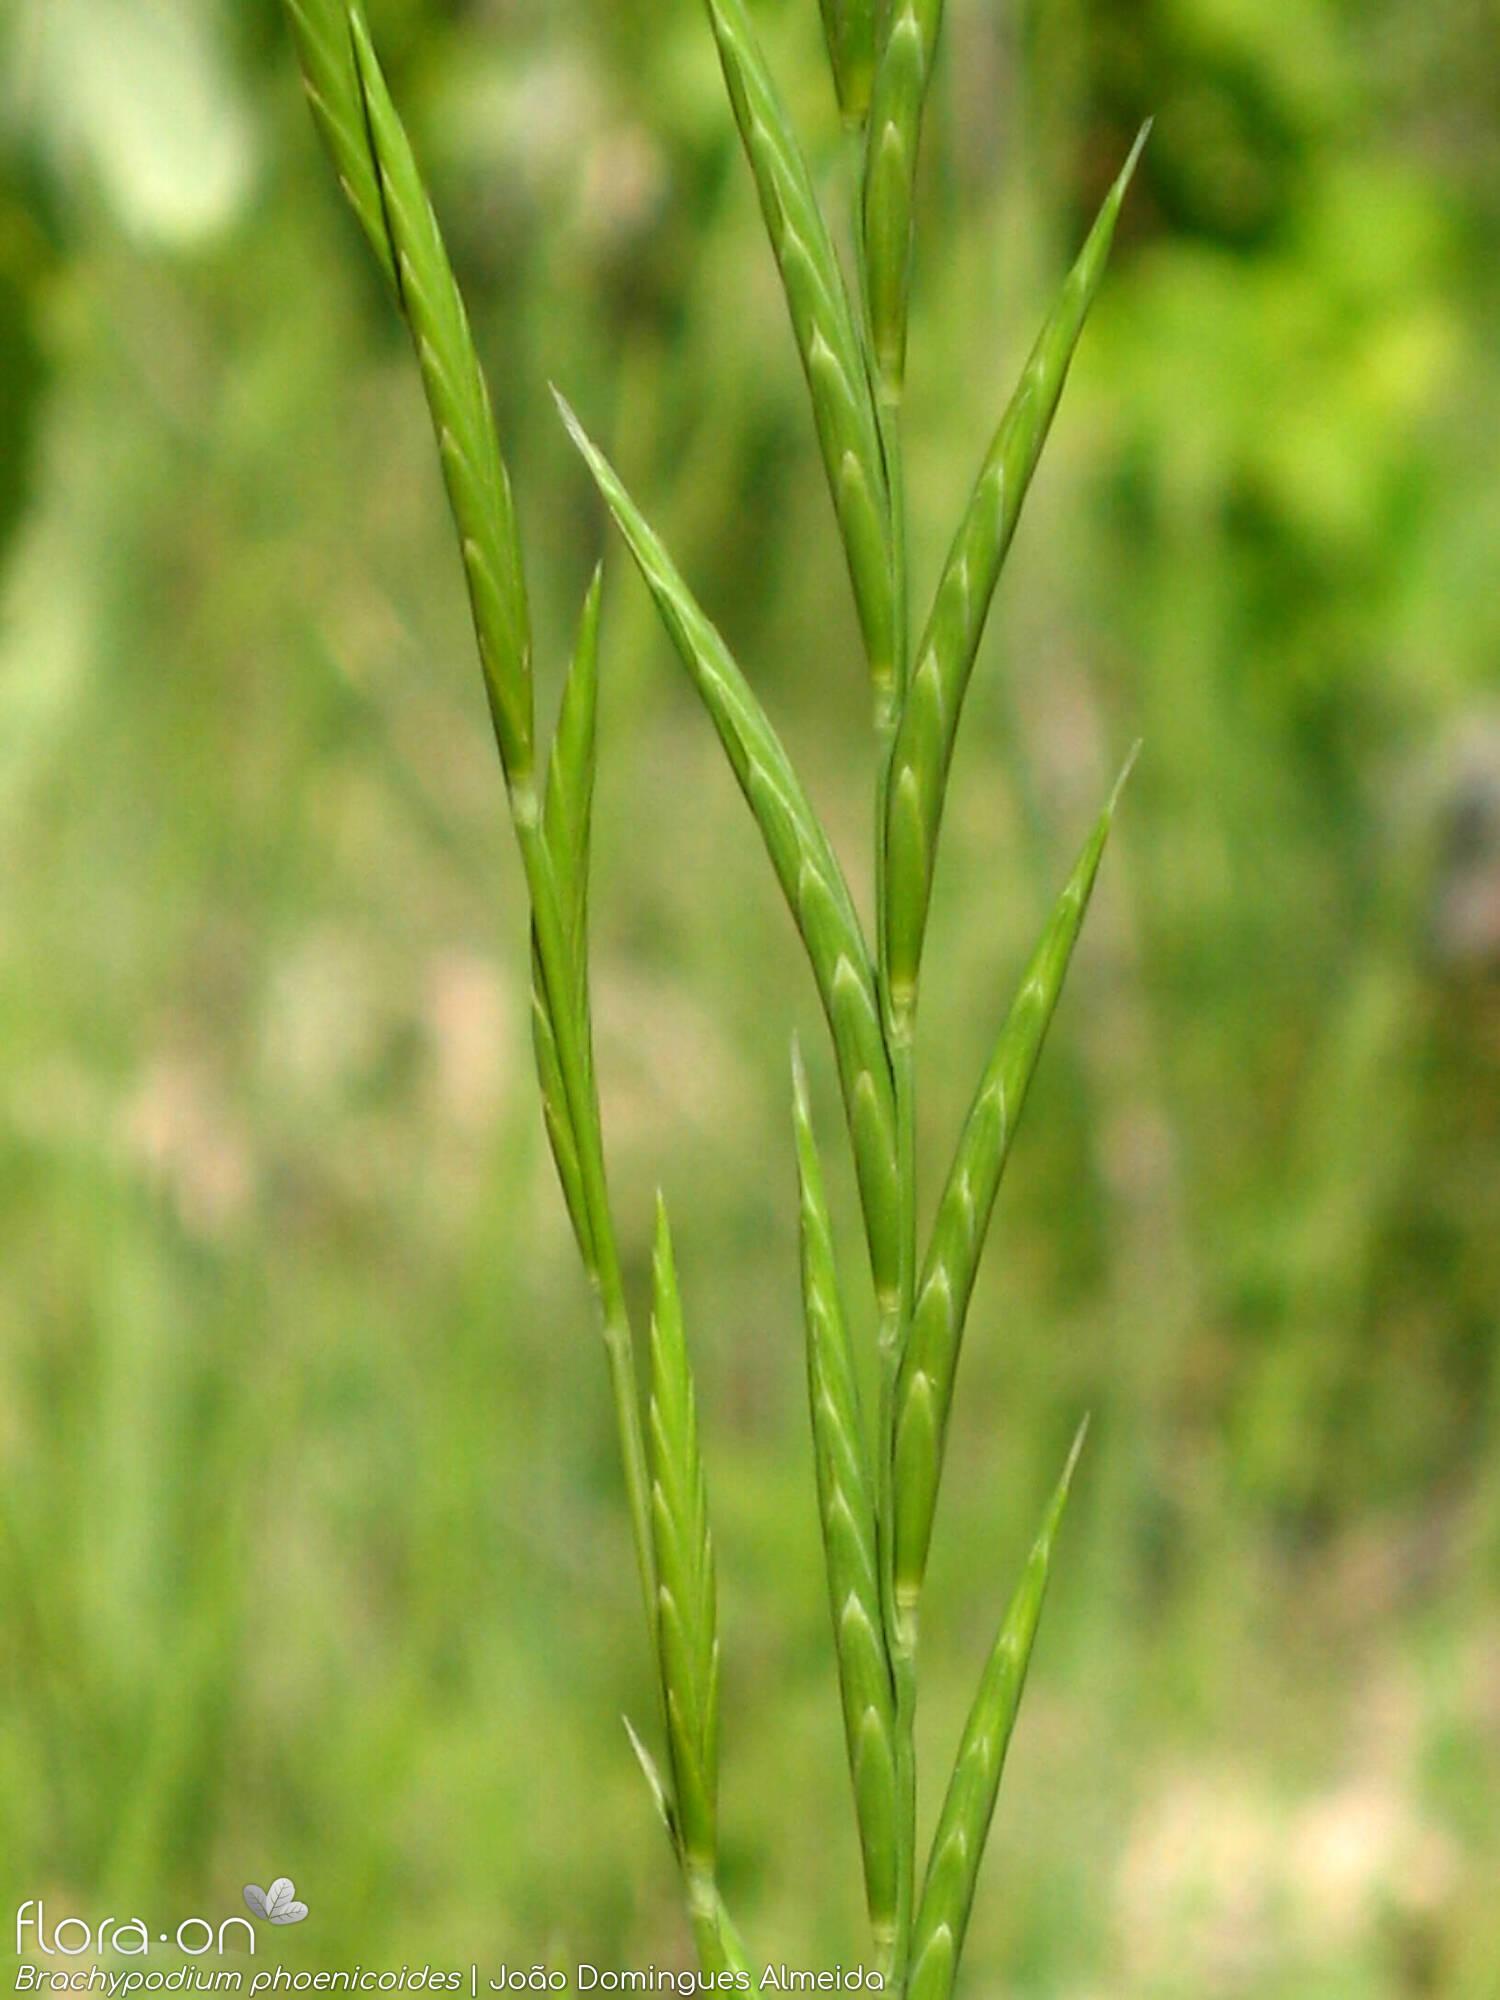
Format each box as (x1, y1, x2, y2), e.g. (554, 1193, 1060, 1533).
(244, 1879, 309, 1925)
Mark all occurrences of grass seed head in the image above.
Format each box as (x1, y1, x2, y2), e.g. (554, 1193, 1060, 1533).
(285, 1, 1145, 1981)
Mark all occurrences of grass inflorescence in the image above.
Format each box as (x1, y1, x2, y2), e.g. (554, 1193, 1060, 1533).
(281, 2, 1145, 1989)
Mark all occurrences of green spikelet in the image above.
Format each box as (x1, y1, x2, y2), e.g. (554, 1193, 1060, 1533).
(530, 571, 603, 1271)
(906, 1424, 1088, 2000)
(648, 1200, 721, 1878)
(893, 767, 1130, 1608)
(281, 0, 396, 289)
(791, 1043, 899, 1952)
(702, 0, 897, 715)
(883, 128, 1148, 1010)
(557, 395, 903, 1314)
(342, 10, 536, 799)
(861, 0, 946, 394)
(638, 1226, 752, 1982)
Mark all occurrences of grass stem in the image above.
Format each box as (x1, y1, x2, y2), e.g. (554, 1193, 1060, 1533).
(518, 817, 660, 1666)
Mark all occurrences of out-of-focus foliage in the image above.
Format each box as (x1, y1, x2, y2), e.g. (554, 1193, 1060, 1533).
(1, 2, 1496, 1995)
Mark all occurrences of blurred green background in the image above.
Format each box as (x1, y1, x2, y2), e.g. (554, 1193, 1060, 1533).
(2, 1, 1497, 1994)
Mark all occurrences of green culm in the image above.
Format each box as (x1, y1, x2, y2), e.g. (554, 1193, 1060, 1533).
(281, 2, 1145, 1989)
